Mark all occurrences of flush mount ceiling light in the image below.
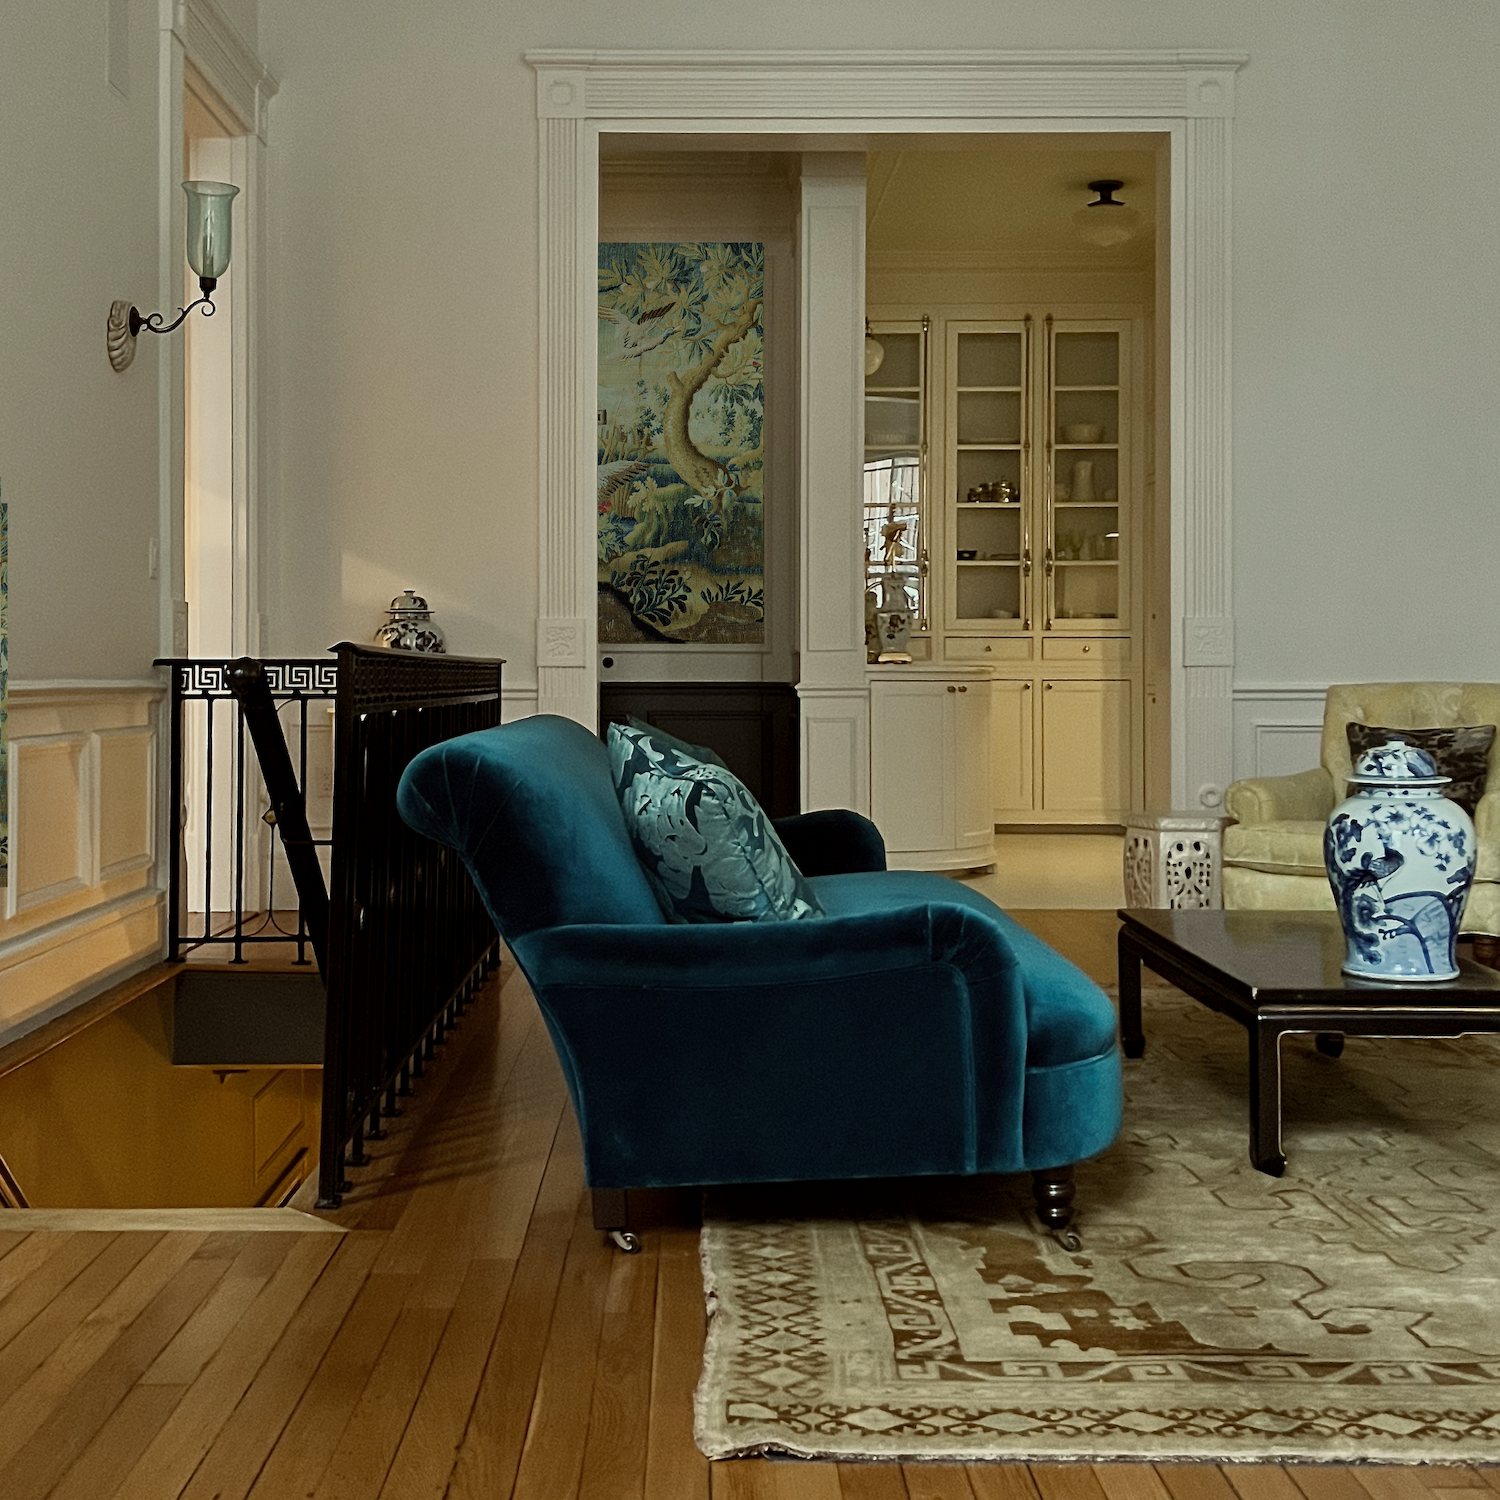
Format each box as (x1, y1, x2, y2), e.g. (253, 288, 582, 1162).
(864, 318, 885, 377)
(108, 180, 240, 372)
(1073, 179, 1142, 249)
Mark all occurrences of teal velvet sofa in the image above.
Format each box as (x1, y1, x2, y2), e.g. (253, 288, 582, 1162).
(397, 714, 1122, 1249)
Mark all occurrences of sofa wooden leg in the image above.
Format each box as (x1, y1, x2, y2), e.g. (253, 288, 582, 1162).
(591, 1188, 640, 1253)
(1031, 1166, 1081, 1251)
(1472, 935, 1500, 971)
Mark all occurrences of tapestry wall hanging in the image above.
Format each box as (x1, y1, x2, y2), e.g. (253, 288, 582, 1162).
(597, 241, 765, 644)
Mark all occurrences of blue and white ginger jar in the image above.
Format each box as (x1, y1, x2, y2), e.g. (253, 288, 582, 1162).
(1324, 740, 1476, 981)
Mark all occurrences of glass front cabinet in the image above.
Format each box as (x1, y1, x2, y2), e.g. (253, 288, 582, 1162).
(867, 307, 1146, 828)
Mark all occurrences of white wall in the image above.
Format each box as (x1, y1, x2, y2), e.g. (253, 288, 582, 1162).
(256, 0, 1500, 710)
(0, 0, 166, 681)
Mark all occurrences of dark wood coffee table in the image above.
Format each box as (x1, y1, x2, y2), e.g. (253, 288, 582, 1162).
(1116, 908, 1500, 1177)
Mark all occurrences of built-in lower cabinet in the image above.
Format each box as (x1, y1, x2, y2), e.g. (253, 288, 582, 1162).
(869, 673, 993, 871)
(991, 675, 1134, 822)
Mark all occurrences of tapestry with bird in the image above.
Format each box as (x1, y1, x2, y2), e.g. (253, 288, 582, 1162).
(597, 242, 765, 644)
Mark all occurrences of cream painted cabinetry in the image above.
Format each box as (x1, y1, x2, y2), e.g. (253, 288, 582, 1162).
(869, 672, 993, 871)
(937, 310, 1145, 824)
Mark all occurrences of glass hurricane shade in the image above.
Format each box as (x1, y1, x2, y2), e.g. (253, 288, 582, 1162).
(1073, 198, 1142, 249)
(183, 180, 239, 280)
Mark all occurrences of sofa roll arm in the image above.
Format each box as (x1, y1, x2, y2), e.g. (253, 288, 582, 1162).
(1225, 766, 1335, 825)
(513, 900, 1016, 997)
(771, 809, 887, 876)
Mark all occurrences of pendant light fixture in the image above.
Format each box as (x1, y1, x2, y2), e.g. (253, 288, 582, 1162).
(864, 318, 886, 377)
(1073, 179, 1142, 249)
(108, 180, 240, 372)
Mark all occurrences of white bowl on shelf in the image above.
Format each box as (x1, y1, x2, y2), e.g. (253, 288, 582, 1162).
(1061, 423, 1103, 443)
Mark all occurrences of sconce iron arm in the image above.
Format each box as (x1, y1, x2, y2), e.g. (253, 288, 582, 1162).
(130, 277, 219, 338)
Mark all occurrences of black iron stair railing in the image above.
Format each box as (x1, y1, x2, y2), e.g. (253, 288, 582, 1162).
(164, 643, 504, 1207)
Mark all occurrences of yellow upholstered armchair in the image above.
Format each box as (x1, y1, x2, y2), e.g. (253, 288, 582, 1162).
(1223, 683, 1500, 946)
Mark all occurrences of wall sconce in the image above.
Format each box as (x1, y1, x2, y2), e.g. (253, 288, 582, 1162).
(108, 180, 240, 372)
(1073, 179, 1142, 249)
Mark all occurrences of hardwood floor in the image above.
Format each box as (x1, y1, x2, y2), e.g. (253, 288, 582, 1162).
(0, 911, 1494, 1498)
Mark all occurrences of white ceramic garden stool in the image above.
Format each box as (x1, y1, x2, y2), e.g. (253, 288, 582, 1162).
(1123, 811, 1231, 909)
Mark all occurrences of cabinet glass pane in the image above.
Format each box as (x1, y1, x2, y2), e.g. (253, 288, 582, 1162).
(1054, 390, 1118, 445)
(955, 566, 1021, 623)
(957, 332, 1022, 388)
(956, 507, 1020, 560)
(866, 332, 921, 389)
(956, 449, 1021, 504)
(864, 455, 922, 615)
(866, 395, 920, 451)
(957, 391, 1021, 445)
(1054, 450, 1118, 502)
(1053, 564, 1119, 621)
(1053, 507, 1119, 561)
(1054, 331, 1118, 386)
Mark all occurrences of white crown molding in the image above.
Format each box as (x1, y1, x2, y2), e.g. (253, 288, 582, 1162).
(165, 0, 278, 140)
(527, 49, 1245, 122)
(527, 49, 1242, 803)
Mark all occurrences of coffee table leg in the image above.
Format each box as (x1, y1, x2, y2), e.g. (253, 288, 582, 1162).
(1117, 928, 1145, 1058)
(1249, 1019, 1287, 1176)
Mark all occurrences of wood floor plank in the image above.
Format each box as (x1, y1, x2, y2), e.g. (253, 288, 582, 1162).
(1288, 1469, 1384, 1500)
(904, 1463, 979, 1499)
(711, 1462, 780, 1499)
(1221, 1468, 1307, 1500)
(773, 1463, 847, 1499)
(0, 1232, 118, 1354)
(0, 1231, 162, 1408)
(1154, 1467, 1242, 1500)
(105, 1233, 342, 1500)
(242, 1270, 415, 1500)
(1355, 1473, 1466, 1500)
(138, 1234, 293, 1387)
(644, 1224, 712, 1500)
(443, 1112, 584, 1500)
(0, 1239, 232, 1498)
(0, 1228, 32, 1267)
(311, 1304, 450, 1500)
(374, 1055, 566, 1499)
(1031, 1465, 1111, 1500)
(46, 1382, 188, 1500)
(966, 1466, 1044, 1500)
(838, 1463, 912, 1498)
(576, 1227, 661, 1500)
(175, 1232, 386, 1500)
(508, 1182, 618, 1500)
(375, 1257, 516, 1500)
(1093, 1464, 1174, 1500)
(0, 1232, 203, 1472)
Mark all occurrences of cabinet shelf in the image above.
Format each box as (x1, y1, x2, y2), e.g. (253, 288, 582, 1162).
(1054, 501, 1118, 509)
(1054, 559, 1119, 568)
(1053, 443, 1118, 451)
(956, 501, 1022, 509)
(1054, 384, 1120, 393)
(957, 558, 1020, 566)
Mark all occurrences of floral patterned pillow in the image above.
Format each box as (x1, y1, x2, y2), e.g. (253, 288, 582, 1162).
(1345, 722, 1495, 817)
(607, 723, 823, 924)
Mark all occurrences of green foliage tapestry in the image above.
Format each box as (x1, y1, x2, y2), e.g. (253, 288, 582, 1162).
(597, 242, 765, 644)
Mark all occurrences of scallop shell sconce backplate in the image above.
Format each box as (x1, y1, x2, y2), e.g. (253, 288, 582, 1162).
(107, 300, 137, 372)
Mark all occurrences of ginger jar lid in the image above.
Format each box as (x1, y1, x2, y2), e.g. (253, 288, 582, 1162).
(1348, 739, 1449, 787)
(387, 589, 432, 617)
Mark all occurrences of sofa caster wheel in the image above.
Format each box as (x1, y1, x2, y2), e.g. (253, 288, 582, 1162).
(608, 1230, 641, 1254)
(1053, 1227, 1083, 1253)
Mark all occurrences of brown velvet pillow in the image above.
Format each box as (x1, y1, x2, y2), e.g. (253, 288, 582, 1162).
(1345, 722, 1496, 817)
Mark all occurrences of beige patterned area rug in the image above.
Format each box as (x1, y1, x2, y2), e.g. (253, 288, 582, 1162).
(696, 987, 1500, 1464)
